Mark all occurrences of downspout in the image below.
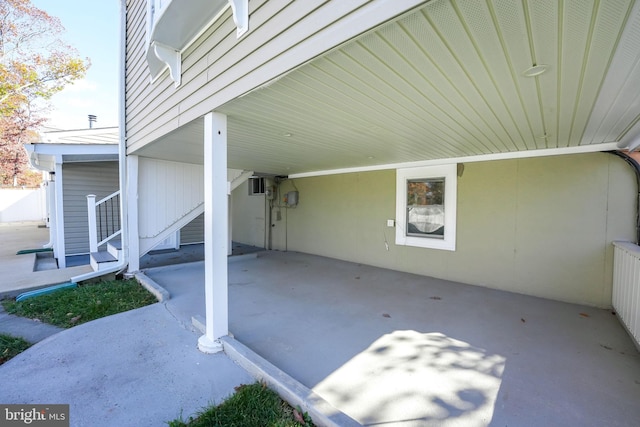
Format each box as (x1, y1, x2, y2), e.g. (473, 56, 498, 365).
(607, 150, 640, 245)
(23, 145, 54, 248)
(71, 0, 129, 283)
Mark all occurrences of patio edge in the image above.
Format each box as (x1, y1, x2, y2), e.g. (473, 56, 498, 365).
(220, 336, 362, 427)
(134, 272, 171, 302)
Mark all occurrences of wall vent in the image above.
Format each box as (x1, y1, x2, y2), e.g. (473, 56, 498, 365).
(248, 177, 266, 195)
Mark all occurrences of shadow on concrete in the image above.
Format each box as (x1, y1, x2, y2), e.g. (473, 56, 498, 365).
(145, 250, 640, 427)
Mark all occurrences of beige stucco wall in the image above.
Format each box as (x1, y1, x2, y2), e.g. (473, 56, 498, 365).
(267, 153, 636, 307)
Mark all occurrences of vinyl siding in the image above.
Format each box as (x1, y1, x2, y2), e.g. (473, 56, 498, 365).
(180, 213, 204, 244)
(138, 157, 204, 239)
(62, 162, 119, 255)
(125, 0, 426, 152)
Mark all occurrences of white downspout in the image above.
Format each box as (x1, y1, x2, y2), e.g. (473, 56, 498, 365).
(23, 145, 55, 249)
(42, 179, 55, 248)
(53, 158, 67, 268)
(71, 0, 129, 283)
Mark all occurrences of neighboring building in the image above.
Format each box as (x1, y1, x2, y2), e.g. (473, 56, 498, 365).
(25, 126, 208, 271)
(118, 0, 640, 352)
(25, 127, 120, 269)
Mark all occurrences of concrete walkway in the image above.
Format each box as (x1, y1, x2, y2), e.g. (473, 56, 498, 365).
(0, 303, 254, 426)
(0, 303, 63, 343)
(0, 224, 352, 427)
(0, 223, 254, 427)
(0, 222, 91, 297)
(146, 251, 640, 427)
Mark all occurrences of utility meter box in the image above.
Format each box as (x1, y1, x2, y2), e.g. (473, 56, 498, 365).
(285, 191, 299, 207)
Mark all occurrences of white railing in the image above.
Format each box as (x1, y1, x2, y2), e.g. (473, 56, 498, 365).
(87, 191, 121, 253)
(612, 241, 640, 349)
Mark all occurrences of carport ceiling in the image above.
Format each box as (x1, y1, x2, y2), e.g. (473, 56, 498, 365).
(142, 0, 640, 175)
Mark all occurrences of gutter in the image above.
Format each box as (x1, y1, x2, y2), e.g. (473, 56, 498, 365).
(71, 0, 129, 283)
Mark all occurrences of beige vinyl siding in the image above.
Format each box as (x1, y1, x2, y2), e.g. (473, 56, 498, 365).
(125, 0, 426, 153)
(62, 162, 119, 255)
(267, 153, 636, 308)
(180, 213, 204, 245)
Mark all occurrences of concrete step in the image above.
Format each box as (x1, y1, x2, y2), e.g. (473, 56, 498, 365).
(107, 239, 121, 259)
(33, 252, 58, 272)
(90, 251, 118, 272)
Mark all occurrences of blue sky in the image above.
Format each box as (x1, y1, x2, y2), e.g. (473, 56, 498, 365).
(31, 1, 120, 130)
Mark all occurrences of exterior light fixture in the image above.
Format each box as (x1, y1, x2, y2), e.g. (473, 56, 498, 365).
(523, 64, 548, 77)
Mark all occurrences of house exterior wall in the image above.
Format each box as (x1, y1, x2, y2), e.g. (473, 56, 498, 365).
(180, 213, 204, 245)
(62, 162, 119, 255)
(125, 0, 426, 153)
(267, 153, 636, 307)
(231, 180, 266, 248)
(137, 157, 204, 240)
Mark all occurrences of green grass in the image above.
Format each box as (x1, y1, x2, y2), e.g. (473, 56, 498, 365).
(0, 334, 32, 365)
(169, 382, 314, 427)
(1, 279, 157, 328)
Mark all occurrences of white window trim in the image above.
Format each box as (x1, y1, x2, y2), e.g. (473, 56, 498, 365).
(395, 164, 457, 251)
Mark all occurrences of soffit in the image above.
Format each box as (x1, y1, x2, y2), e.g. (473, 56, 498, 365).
(137, 0, 640, 175)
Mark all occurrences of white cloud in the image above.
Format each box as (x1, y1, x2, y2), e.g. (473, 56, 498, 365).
(61, 78, 99, 93)
(41, 78, 118, 130)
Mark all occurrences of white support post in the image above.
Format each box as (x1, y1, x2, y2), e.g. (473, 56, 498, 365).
(198, 112, 229, 354)
(87, 194, 98, 253)
(44, 179, 56, 248)
(54, 161, 66, 268)
(228, 196, 233, 256)
(127, 155, 140, 273)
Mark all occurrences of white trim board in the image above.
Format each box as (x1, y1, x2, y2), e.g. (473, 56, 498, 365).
(289, 143, 620, 179)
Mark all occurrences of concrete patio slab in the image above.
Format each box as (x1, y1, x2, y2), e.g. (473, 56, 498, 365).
(0, 222, 91, 297)
(145, 251, 640, 427)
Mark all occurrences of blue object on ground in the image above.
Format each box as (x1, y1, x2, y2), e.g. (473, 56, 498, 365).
(16, 282, 77, 302)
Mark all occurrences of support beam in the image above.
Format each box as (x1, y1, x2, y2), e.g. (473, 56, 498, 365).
(198, 112, 229, 354)
(228, 0, 249, 37)
(228, 197, 233, 256)
(86, 194, 98, 253)
(127, 155, 140, 273)
(44, 179, 56, 248)
(54, 161, 66, 268)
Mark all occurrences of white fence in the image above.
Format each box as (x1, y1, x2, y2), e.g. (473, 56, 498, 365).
(612, 241, 640, 349)
(0, 188, 46, 223)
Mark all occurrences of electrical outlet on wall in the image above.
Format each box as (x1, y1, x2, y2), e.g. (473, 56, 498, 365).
(386, 219, 395, 227)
